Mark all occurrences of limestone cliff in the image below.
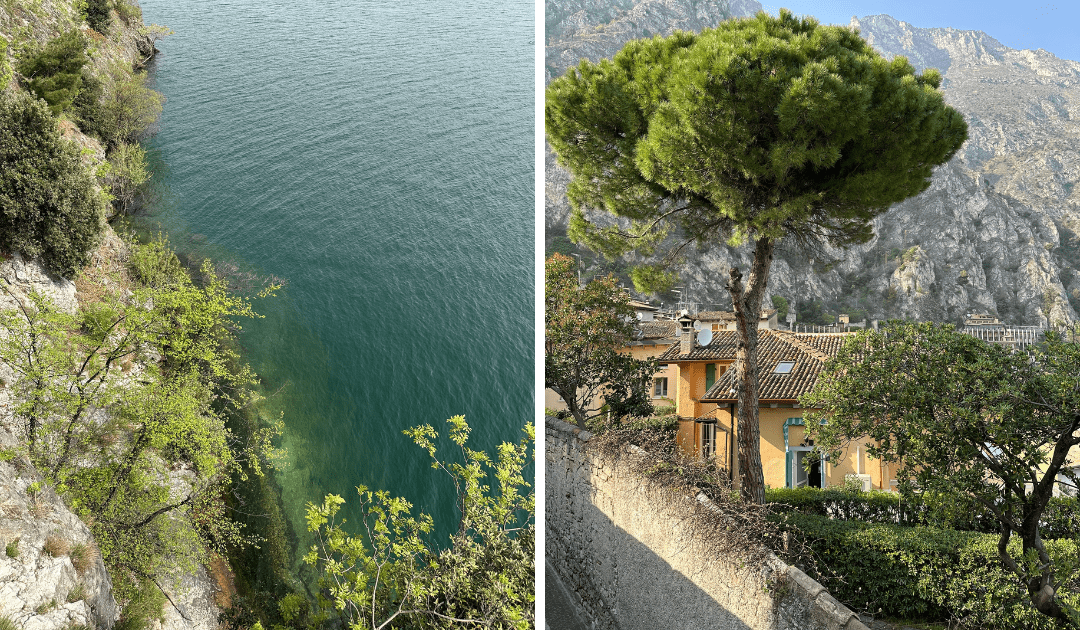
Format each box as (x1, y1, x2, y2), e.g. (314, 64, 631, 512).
(545, 2, 1080, 326)
(0, 3, 222, 628)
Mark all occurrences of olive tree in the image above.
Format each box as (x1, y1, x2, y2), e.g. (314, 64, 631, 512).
(545, 10, 967, 502)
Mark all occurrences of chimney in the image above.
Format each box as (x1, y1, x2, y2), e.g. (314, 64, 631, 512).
(678, 312, 695, 355)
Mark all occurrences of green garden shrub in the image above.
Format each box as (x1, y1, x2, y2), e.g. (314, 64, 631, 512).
(0, 91, 104, 276)
(781, 513, 1080, 629)
(767, 486, 1080, 540)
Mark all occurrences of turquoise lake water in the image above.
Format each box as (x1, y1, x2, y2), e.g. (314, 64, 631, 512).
(137, 0, 534, 560)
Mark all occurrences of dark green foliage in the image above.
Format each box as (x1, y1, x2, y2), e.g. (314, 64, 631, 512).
(771, 295, 788, 320)
(545, 10, 967, 270)
(0, 90, 104, 276)
(767, 487, 1080, 540)
(84, 0, 111, 34)
(546, 234, 575, 257)
(71, 69, 106, 140)
(17, 30, 88, 114)
(796, 299, 833, 325)
(782, 513, 1080, 629)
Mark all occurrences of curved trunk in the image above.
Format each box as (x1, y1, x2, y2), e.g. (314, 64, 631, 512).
(728, 237, 774, 505)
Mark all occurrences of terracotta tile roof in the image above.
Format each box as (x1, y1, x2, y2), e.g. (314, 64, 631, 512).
(658, 329, 853, 401)
(637, 320, 678, 341)
(657, 330, 741, 362)
(692, 309, 777, 321)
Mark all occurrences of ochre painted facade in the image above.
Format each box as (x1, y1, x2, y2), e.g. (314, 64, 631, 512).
(677, 401, 895, 491)
(664, 330, 899, 491)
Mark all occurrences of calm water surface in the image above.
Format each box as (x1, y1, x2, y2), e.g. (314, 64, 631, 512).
(137, 0, 534, 561)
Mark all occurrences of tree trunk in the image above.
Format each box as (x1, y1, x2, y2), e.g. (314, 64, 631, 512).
(555, 386, 588, 431)
(727, 237, 774, 505)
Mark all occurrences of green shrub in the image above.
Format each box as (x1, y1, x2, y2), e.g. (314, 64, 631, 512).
(766, 487, 1080, 540)
(98, 60, 163, 147)
(129, 234, 186, 288)
(781, 513, 1080, 629)
(114, 578, 165, 630)
(114, 0, 142, 25)
(0, 616, 15, 630)
(106, 141, 151, 213)
(0, 36, 12, 92)
(17, 30, 88, 114)
(5, 539, 18, 558)
(84, 0, 110, 33)
(71, 69, 106, 140)
(0, 91, 105, 276)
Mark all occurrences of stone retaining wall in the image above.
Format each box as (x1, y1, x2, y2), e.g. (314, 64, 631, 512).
(545, 417, 868, 630)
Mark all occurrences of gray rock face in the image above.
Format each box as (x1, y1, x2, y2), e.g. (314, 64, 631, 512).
(0, 430, 119, 630)
(545, 2, 1080, 326)
(0, 254, 79, 315)
(155, 563, 222, 630)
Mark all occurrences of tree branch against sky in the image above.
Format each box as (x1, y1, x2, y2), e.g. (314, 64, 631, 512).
(545, 9, 967, 503)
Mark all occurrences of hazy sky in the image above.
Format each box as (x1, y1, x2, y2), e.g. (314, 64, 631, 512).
(758, 1, 1076, 62)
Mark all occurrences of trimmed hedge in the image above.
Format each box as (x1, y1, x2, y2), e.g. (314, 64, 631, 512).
(766, 486, 1080, 540)
(781, 513, 1080, 629)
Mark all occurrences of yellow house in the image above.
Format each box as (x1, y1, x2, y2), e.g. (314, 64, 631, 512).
(658, 323, 899, 491)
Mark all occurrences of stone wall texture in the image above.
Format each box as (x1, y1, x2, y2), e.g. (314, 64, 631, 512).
(545, 417, 868, 630)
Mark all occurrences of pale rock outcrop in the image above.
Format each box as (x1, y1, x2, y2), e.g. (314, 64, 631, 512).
(0, 254, 78, 315)
(0, 429, 119, 629)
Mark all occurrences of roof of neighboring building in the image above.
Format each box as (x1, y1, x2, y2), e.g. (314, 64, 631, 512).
(637, 320, 678, 341)
(692, 309, 777, 322)
(629, 299, 659, 311)
(657, 330, 853, 401)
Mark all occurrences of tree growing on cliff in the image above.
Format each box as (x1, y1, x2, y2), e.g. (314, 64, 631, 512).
(0, 239, 282, 604)
(98, 59, 164, 148)
(545, 10, 967, 502)
(17, 29, 89, 114)
(301, 417, 534, 630)
(545, 253, 657, 430)
(0, 90, 105, 276)
(803, 322, 1080, 624)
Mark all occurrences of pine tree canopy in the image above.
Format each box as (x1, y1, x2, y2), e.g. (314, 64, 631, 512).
(545, 9, 968, 280)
